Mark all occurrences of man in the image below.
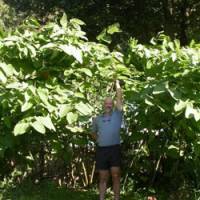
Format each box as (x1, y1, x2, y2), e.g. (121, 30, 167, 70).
(91, 80, 123, 200)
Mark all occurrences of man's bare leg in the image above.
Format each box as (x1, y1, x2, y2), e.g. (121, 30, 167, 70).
(111, 167, 121, 200)
(99, 170, 110, 200)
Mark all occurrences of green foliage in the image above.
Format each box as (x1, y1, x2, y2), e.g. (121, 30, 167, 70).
(0, 13, 124, 136)
(123, 33, 200, 190)
(0, 13, 127, 188)
(1, 13, 200, 195)
(97, 23, 121, 44)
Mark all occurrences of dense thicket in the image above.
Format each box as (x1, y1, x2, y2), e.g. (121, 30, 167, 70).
(0, 14, 200, 199)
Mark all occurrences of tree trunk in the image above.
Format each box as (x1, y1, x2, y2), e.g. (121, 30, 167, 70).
(179, 0, 188, 45)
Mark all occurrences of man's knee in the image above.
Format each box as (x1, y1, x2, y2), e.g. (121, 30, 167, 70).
(99, 171, 109, 183)
(111, 167, 120, 177)
(111, 172, 120, 180)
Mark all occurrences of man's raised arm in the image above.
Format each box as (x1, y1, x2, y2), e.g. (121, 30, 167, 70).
(115, 80, 123, 111)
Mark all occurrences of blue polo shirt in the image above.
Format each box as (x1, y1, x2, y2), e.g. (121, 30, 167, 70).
(92, 109, 122, 147)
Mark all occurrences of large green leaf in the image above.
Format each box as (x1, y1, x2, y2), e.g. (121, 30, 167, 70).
(67, 112, 78, 124)
(60, 13, 68, 29)
(59, 44, 83, 63)
(174, 100, 188, 112)
(59, 104, 72, 118)
(27, 44, 36, 57)
(185, 103, 200, 121)
(75, 102, 93, 115)
(0, 63, 16, 76)
(107, 23, 121, 34)
(36, 116, 56, 131)
(31, 120, 46, 134)
(66, 125, 83, 133)
(21, 101, 33, 112)
(78, 68, 92, 77)
(115, 64, 130, 75)
(70, 18, 85, 26)
(0, 70, 7, 83)
(37, 88, 55, 112)
(37, 88, 49, 104)
(14, 122, 30, 136)
(96, 29, 112, 44)
(6, 82, 21, 89)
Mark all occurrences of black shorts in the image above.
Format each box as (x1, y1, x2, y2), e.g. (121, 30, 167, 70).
(96, 144, 121, 170)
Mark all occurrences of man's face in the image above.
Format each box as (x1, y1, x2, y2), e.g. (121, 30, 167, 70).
(104, 97, 113, 113)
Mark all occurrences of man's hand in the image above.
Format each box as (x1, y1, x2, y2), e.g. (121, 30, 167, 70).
(115, 80, 123, 111)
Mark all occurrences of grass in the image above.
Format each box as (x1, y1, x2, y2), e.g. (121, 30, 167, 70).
(1, 181, 96, 200)
(1, 179, 198, 200)
(0, 179, 146, 200)
(1, 176, 199, 200)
